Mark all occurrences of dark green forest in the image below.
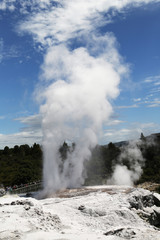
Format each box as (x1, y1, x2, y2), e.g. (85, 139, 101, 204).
(0, 133, 160, 188)
(0, 143, 42, 187)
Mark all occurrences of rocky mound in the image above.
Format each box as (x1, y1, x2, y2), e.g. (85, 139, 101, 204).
(0, 186, 160, 240)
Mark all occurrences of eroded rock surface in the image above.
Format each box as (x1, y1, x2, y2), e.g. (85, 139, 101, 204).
(0, 186, 160, 240)
(128, 189, 160, 227)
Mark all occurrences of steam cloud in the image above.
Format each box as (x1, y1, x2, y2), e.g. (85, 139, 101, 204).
(40, 36, 127, 194)
(107, 140, 145, 186)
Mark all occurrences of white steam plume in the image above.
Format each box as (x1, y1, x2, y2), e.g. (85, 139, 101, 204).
(39, 35, 127, 194)
(107, 140, 145, 186)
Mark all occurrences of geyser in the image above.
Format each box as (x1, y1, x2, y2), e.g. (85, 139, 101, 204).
(39, 36, 127, 195)
(16, 0, 157, 196)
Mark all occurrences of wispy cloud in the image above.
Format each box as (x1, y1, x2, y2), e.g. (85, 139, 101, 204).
(144, 75, 160, 85)
(0, 114, 42, 149)
(117, 104, 139, 109)
(134, 97, 160, 108)
(143, 75, 160, 96)
(150, 87, 160, 94)
(1, 0, 160, 14)
(0, 131, 42, 149)
(133, 98, 141, 102)
(104, 122, 159, 143)
(0, 37, 20, 62)
(131, 74, 160, 107)
(147, 99, 160, 107)
(0, 38, 3, 62)
(106, 119, 125, 126)
(17, 0, 160, 47)
(15, 114, 42, 132)
(0, 116, 5, 120)
(4, 45, 20, 59)
(0, 0, 16, 11)
(0, 116, 6, 120)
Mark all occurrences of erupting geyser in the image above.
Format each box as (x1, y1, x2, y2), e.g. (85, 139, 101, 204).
(10, 0, 156, 196)
(39, 37, 127, 196)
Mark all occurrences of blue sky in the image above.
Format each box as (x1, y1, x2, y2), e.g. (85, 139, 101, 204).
(0, 0, 160, 148)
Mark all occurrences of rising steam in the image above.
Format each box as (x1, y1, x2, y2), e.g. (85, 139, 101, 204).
(39, 36, 127, 194)
(107, 140, 145, 186)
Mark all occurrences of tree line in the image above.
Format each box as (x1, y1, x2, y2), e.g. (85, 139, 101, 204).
(0, 133, 160, 188)
(0, 143, 42, 187)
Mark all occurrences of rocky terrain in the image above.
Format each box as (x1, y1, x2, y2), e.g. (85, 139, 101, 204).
(0, 185, 160, 240)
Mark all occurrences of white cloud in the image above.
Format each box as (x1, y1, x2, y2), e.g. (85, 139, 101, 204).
(104, 122, 159, 143)
(133, 74, 160, 107)
(106, 119, 125, 126)
(117, 104, 139, 109)
(0, 116, 5, 120)
(150, 87, 160, 93)
(154, 81, 160, 86)
(0, 37, 20, 62)
(0, 131, 42, 149)
(0, 114, 42, 149)
(105, 128, 134, 141)
(0, 0, 16, 11)
(18, 0, 160, 47)
(0, 38, 3, 63)
(4, 45, 20, 60)
(133, 98, 141, 102)
(15, 114, 42, 131)
(147, 99, 160, 107)
(144, 75, 160, 83)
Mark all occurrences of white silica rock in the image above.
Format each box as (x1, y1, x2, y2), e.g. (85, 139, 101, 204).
(0, 186, 160, 240)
